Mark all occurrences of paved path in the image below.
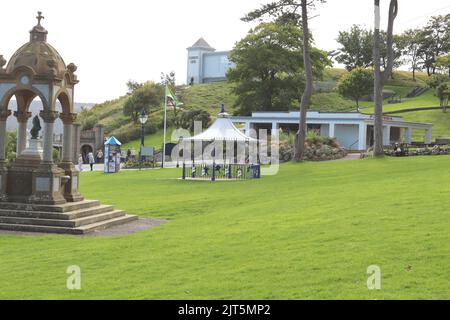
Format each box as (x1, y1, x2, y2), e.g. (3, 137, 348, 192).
(0, 218, 167, 237)
(339, 153, 362, 161)
(78, 162, 180, 172)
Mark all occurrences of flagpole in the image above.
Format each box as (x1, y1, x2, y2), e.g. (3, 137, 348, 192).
(162, 85, 168, 169)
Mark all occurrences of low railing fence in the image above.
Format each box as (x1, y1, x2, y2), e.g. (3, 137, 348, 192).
(182, 163, 261, 181)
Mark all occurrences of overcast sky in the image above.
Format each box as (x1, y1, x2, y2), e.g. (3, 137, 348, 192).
(1, 0, 449, 103)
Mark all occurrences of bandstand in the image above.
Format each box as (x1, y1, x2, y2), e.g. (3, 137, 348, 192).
(180, 105, 261, 181)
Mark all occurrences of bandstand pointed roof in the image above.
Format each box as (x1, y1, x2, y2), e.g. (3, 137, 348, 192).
(182, 106, 256, 142)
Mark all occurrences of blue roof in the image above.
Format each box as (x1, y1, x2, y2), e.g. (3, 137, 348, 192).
(104, 136, 122, 146)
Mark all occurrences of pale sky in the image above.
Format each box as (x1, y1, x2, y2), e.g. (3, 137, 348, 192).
(1, 0, 449, 103)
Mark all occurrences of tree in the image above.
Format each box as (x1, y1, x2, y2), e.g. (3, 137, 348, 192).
(380, 32, 406, 78)
(227, 21, 329, 115)
(180, 109, 211, 132)
(160, 71, 184, 127)
(436, 83, 450, 112)
(426, 74, 450, 89)
(335, 25, 405, 76)
(424, 14, 450, 75)
(123, 82, 164, 123)
(335, 25, 374, 71)
(242, 0, 327, 161)
(160, 71, 176, 89)
(435, 54, 450, 77)
(373, 0, 398, 157)
(126, 80, 143, 94)
(416, 14, 450, 76)
(402, 28, 424, 81)
(337, 68, 374, 111)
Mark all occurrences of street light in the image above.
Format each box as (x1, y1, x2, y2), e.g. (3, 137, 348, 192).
(138, 109, 148, 170)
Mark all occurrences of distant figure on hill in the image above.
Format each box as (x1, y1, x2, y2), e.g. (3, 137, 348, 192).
(131, 148, 137, 161)
(88, 151, 95, 171)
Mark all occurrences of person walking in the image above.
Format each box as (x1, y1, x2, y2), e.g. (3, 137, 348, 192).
(88, 151, 95, 171)
(127, 148, 131, 162)
(77, 154, 84, 172)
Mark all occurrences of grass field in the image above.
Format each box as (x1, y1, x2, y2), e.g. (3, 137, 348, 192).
(1, 156, 450, 299)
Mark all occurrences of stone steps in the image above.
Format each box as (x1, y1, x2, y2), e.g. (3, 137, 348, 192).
(0, 210, 125, 228)
(0, 200, 138, 235)
(0, 204, 114, 220)
(0, 200, 100, 213)
(0, 215, 138, 235)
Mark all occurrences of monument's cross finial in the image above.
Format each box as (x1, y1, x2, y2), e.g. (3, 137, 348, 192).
(36, 11, 44, 25)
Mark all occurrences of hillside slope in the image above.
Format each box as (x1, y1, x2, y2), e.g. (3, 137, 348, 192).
(78, 68, 447, 146)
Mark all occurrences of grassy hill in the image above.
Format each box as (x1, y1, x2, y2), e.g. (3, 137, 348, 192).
(2, 156, 450, 299)
(79, 68, 447, 147)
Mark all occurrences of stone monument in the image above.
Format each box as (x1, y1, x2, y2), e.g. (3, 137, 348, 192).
(0, 12, 137, 234)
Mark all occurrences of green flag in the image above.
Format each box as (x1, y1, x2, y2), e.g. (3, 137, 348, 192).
(166, 86, 178, 106)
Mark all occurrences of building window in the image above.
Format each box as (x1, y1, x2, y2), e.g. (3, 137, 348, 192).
(190, 60, 197, 64)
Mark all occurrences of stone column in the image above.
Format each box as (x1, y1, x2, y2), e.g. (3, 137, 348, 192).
(405, 127, 412, 144)
(60, 113, 77, 162)
(40, 110, 59, 163)
(59, 113, 84, 202)
(329, 123, 336, 138)
(271, 122, 279, 137)
(244, 122, 251, 136)
(425, 128, 432, 145)
(14, 111, 32, 155)
(358, 123, 367, 151)
(0, 110, 11, 199)
(73, 123, 81, 163)
(383, 126, 391, 146)
(0, 110, 11, 162)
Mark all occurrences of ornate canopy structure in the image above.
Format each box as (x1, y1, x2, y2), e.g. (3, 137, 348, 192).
(180, 105, 260, 181)
(0, 13, 137, 234)
(0, 11, 81, 204)
(182, 107, 256, 142)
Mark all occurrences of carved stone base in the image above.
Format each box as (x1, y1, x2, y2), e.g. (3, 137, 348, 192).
(29, 163, 68, 205)
(5, 157, 41, 203)
(58, 161, 84, 202)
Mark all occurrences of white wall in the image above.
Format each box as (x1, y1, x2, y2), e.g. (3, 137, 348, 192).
(334, 124, 359, 150)
(203, 53, 234, 81)
(186, 48, 203, 84)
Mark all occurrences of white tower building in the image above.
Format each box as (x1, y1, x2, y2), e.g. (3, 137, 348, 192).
(186, 38, 235, 85)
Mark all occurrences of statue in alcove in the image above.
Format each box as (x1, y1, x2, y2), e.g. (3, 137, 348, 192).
(30, 115, 41, 139)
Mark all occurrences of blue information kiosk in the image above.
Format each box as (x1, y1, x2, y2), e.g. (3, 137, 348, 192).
(104, 136, 122, 173)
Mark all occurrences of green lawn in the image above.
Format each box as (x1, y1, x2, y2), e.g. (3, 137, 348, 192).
(1, 157, 450, 299)
(359, 89, 440, 113)
(359, 89, 450, 139)
(121, 129, 166, 151)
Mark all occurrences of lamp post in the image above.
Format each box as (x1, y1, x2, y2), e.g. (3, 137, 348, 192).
(138, 109, 148, 170)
